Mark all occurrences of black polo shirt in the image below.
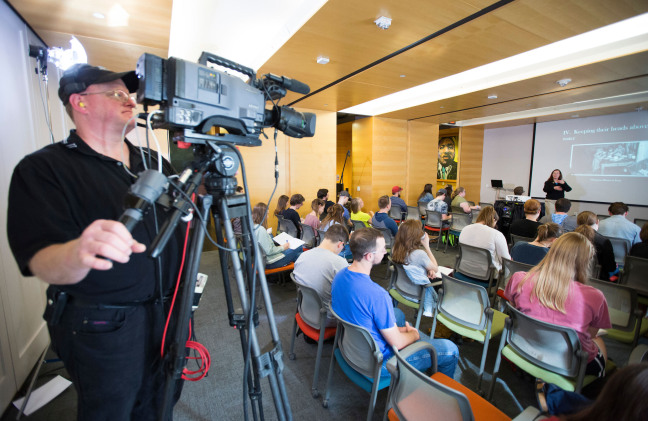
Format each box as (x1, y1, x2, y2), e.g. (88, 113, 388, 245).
(7, 130, 185, 303)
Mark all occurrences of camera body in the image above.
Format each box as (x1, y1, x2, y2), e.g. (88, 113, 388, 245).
(135, 52, 315, 146)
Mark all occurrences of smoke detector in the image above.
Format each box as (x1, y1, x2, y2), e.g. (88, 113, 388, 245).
(316, 55, 329, 64)
(375, 16, 392, 30)
(556, 78, 572, 87)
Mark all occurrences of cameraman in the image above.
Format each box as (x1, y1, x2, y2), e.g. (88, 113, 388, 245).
(7, 64, 185, 420)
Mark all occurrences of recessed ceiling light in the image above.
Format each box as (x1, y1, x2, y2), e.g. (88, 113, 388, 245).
(400, 74, 406, 78)
(440, 106, 444, 109)
(316, 55, 329, 64)
(93, 12, 105, 19)
(375, 16, 392, 30)
(557, 78, 572, 87)
(488, 94, 498, 99)
(571, 114, 580, 118)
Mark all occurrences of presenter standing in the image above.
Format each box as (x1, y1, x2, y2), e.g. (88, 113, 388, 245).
(543, 169, 572, 216)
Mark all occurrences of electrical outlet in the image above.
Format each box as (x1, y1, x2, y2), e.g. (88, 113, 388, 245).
(357, 186, 361, 191)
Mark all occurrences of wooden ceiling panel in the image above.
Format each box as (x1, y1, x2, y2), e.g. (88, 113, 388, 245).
(10, 0, 171, 50)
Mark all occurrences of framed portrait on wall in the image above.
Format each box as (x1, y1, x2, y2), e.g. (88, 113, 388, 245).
(437, 135, 459, 180)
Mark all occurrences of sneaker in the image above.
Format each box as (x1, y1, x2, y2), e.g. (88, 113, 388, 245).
(423, 310, 433, 317)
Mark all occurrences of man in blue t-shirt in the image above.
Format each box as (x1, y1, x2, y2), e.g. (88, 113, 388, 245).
(331, 227, 459, 378)
(371, 195, 399, 236)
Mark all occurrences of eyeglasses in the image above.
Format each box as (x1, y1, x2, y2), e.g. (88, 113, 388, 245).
(78, 90, 133, 104)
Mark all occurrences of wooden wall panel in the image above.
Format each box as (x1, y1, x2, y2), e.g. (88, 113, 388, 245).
(336, 121, 353, 192)
(351, 118, 373, 212)
(370, 118, 408, 213)
(288, 109, 337, 218)
(406, 121, 439, 205)
(458, 126, 485, 204)
(238, 108, 336, 232)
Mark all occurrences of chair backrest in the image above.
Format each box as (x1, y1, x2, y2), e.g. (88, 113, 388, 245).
(316, 228, 327, 246)
(425, 210, 444, 229)
(387, 345, 472, 421)
(504, 303, 585, 378)
(498, 258, 534, 291)
(417, 201, 428, 217)
(451, 206, 464, 214)
(510, 234, 534, 246)
(292, 277, 326, 329)
(406, 206, 420, 221)
(438, 274, 491, 330)
(479, 202, 493, 209)
(389, 206, 402, 220)
(375, 227, 395, 250)
(606, 236, 631, 265)
(588, 278, 638, 333)
(300, 223, 317, 248)
(634, 218, 647, 229)
(455, 243, 495, 281)
(390, 263, 425, 301)
(621, 255, 648, 296)
(449, 212, 472, 232)
(597, 214, 610, 221)
(330, 307, 383, 377)
(351, 219, 367, 231)
(278, 217, 298, 238)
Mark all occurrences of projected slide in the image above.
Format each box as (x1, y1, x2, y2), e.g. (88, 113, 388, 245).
(530, 112, 648, 205)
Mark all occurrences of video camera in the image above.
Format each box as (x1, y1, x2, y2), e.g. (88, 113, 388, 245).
(135, 52, 316, 146)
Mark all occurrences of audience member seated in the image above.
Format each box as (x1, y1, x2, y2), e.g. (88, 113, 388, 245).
(598, 202, 641, 245)
(426, 188, 452, 224)
(575, 211, 617, 281)
(443, 184, 453, 209)
(510, 222, 561, 265)
(450, 186, 481, 214)
(459, 206, 510, 271)
(273, 194, 289, 231)
(541, 198, 573, 227)
(509, 198, 542, 238)
(630, 222, 648, 258)
(293, 224, 350, 327)
(282, 194, 306, 238)
(337, 190, 353, 227)
(542, 363, 648, 421)
(331, 227, 459, 378)
(513, 186, 525, 196)
(371, 195, 399, 236)
(317, 188, 336, 218)
(350, 197, 374, 227)
(253, 202, 304, 269)
(304, 198, 324, 231)
(391, 220, 440, 317)
(321, 204, 346, 232)
(390, 186, 408, 218)
(504, 232, 611, 380)
(417, 183, 434, 204)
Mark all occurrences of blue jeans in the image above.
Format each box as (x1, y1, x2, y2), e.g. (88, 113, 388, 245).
(381, 308, 459, 378)
(338, 244, 352, 259)
(266, 246, 304, 269)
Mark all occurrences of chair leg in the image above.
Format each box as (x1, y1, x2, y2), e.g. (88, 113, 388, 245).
(323, 329, 342, 408)
(367, 374, 381, 421)
(289, 316, 299, 360)
(312, 318, 327, 398)
(414, 306, 423, 331)
(488, 333, 508, 401)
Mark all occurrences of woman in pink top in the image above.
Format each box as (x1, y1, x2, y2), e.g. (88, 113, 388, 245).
(304, 198, 324, 230)
(504, 232, 611, 378)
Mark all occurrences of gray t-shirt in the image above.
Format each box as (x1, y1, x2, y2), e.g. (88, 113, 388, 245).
(403, 249, 432, 285)
(293, 247, 349, 321)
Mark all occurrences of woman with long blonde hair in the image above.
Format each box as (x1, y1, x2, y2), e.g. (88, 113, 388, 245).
(504, 232, 611, 379)
(392, 219, 439, 316)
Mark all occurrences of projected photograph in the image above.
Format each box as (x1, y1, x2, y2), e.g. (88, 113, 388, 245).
(570, 141, 648, 176)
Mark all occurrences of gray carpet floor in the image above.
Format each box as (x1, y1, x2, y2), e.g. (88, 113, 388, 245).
(2, 245, 638, 420)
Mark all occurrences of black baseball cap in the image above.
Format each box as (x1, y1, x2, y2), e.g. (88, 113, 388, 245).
(58, 64, 138, 105)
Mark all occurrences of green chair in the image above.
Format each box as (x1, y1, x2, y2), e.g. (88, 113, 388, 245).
(431, 274, 507, 392)
(388, 262, 440, 330)
(588, 278, 648, 348)
(351, 219, 368, 231)
(494, 258, 533, 311)
(487, 303, 612, 400)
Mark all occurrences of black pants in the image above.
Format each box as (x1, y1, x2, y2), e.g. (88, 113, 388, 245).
(49, 301, 176, 421)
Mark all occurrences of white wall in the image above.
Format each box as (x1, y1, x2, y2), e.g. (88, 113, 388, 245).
(481, 123, 648, 221)
(0, 2, 65, 412)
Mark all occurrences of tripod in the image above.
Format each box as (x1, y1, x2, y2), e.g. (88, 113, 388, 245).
(150, 140, 292, 421)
